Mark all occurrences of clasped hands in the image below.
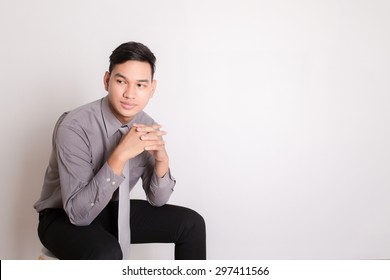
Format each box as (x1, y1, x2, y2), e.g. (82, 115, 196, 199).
(108, 123, 169, 177)
(132, 123, 168, 162)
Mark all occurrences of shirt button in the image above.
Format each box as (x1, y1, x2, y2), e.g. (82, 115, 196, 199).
(112, 181, 116, 186)
(106, 178, 111, 182)
(90, 202, 94, 206)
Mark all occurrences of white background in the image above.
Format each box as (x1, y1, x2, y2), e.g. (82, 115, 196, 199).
(1, 0, 389, 259)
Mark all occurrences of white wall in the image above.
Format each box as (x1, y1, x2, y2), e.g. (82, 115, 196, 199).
(1, 0, 389, 259)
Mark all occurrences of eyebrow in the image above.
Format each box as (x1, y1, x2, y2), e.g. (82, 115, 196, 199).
(114, 73, 150, 83)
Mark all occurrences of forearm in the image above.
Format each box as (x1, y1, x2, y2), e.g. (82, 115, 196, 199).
(146, 169, 176, 206)
(155, 157, 169, 178)
(140, 153, 176, 206)
(107, 147, 128, 176)
(60, 162, 123, 226)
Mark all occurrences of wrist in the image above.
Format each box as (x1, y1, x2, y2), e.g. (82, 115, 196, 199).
(107, 150, 128, 176)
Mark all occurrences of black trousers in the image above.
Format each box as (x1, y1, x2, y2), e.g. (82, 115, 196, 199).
(38, 200, 206, 260)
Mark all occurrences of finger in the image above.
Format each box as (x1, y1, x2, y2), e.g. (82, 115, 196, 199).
(134, 123, 162, 132)
(135, 126, 154, 133)
(152, 123, 162, 130)
(143, 140, 165, 150)
(140, 131, 167, 140)
(145, 144, 166, 151)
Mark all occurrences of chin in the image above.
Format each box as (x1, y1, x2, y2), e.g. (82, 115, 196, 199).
(124, 110, 140, 120)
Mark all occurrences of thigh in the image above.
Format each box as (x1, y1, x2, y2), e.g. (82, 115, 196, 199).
(38, 205, 121, 260)
(130, 199, 202, 244)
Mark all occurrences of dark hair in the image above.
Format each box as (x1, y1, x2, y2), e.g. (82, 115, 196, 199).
(109, 41, 156, 78)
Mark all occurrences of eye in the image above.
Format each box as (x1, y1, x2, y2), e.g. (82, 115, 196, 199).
(116, 79, 126, 85)
(137, 84, 147, 88)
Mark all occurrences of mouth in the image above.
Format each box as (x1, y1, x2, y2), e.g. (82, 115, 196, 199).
(120, 101, 137, 110)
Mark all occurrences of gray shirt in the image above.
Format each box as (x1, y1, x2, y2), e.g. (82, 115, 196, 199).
(34, 96, 175, 226)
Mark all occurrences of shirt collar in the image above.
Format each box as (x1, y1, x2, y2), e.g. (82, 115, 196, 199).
(101, 96, 140, 138)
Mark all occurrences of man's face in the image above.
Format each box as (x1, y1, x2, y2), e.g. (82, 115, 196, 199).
(104, 60, 156, 124)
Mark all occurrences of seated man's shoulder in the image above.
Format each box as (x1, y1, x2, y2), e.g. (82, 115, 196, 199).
(60, 98, 102, 127)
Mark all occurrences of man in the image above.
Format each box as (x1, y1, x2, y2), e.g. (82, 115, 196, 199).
(34, 42, 206, 260)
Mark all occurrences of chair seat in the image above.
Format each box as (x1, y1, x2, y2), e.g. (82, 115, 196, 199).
(38, 247, 58, 260)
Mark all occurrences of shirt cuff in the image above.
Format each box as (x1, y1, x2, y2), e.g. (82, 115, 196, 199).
(151, 168, 176, 189)
(98, 162, 125, 190)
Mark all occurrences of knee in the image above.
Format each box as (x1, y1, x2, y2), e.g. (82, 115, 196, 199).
(181, 208, 206, 236)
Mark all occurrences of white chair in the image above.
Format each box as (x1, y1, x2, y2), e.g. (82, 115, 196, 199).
(129, 243, 174, 260)
(38, 243, 173, 260)
(38, 247, 58, 260)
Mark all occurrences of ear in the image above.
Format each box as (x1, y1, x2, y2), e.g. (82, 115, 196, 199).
(103, 71, 110, 91)
(150, 79, 157, 98)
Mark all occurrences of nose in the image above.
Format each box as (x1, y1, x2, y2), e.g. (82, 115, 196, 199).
(123, 84, 136, 99)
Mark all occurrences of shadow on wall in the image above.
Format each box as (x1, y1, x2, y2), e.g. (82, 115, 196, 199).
(10, 78, 88, 258)
(13, 118, 52, 259)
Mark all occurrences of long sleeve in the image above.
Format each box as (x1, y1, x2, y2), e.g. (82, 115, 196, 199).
(33, 96, 177, 225)
(56, 124, 123, 226)
(139, 152, 176, 207)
